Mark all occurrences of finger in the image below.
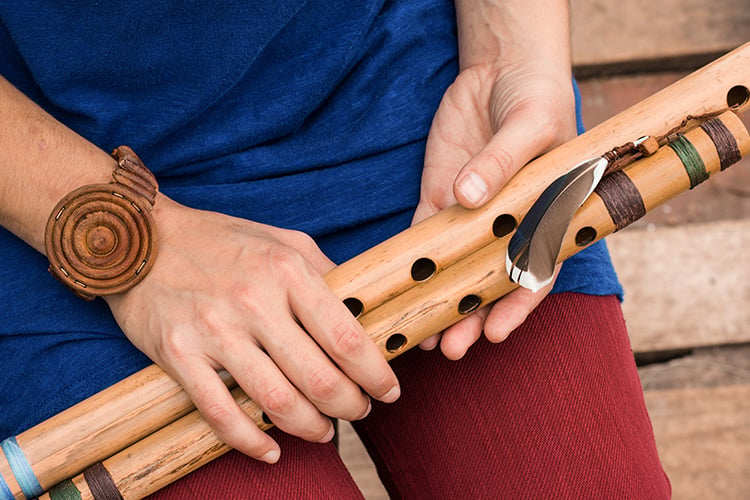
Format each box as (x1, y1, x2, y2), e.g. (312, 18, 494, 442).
(412, 199, 440, 226)
(288, 272, 401, 406)
(259, 313, 375, 423)
(266, 231, 399, 409)
(170, 359, 283, 463)
(219, 330, 338, 443)
(252, 249, 399, 415)
(483, 277, 556, 343)
(438, 306, 490, 360)
(272, 227, 337, 275)
(419, 333, 441, 351)
(453, 102, 565, 209)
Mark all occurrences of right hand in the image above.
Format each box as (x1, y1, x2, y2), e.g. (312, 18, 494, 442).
(412, 61, 576, 360)
(105, 196, 401, 463)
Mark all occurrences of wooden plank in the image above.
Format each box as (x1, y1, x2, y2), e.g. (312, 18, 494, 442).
(338, 421, 388, 500)
(571, 0, 750, 70)
(644, 384, 750, 500)
(638, 345, 750, 390)
(579, 70, 750, 351)
(578, 72, 688, 130)
(607, 219, 750, 353)
(578, 71, 750, 136)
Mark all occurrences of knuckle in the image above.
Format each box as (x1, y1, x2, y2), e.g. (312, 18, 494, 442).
(483, 147, 515, 184)
(513, 96, 571, 147)
(201, 400, 235, 431)
(266, 244, 305, 279)
(260, 386, 297, 416)
(534, 113, 562, 147)
(156, 326, 192, 363)
(196, 304, 228, 337)
(231, 282, 267, 317)
(306, 367, 341, 401)
(287, 229, 317, 252)
(330, 321, 366, 358)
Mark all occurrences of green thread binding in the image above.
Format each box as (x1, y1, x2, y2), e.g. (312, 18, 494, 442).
(48, 479, 83, 500)
(668, 135, 709, 188)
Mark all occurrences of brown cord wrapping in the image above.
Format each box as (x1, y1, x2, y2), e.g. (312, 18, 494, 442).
(45, 146, 159, 300)
(700, 117, 743, 170)
(594, 170, 647, 231)
(600, 109, 738, 177)
(83, 462, 124, 500)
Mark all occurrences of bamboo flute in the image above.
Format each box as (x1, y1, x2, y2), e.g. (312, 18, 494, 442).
(358, 110, 750, 356)
(1, 42, 749, 500)
(37, 109, 750, 500)
(326, 41, 750, 315)
(38, 388, 269, 500)
(0, 367, 236, 500)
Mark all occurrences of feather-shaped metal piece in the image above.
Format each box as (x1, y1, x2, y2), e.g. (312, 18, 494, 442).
(506, 157, 609, 291)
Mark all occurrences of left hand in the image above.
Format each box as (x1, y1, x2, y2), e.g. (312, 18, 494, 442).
(412, 60, 576, 359)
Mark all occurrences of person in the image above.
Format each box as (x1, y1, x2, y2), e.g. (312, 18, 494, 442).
(0, 1, 671, 498)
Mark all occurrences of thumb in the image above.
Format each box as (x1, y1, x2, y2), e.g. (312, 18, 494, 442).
(453, 105, 571, 209)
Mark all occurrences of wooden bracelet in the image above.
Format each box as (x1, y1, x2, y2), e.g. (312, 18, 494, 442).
(44, 146, 159, 300)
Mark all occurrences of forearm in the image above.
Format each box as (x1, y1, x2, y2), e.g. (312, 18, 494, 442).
(454, 0, 572, 77)
(0, 75, 114, 253)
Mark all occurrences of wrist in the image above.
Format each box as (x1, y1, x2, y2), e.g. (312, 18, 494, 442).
(45, 146, 160, 300)
(455, 0, 571, 76)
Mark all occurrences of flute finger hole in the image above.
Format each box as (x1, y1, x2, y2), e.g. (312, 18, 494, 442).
(343, 297, 364, 318)
(492, 214, 517, 238)
(727, 85, 750, 109)
(261, 412, 273, 425)
(385, 333, 407, 353)
(411, 257, 437, 282)
(458, 294, 482, 315)
(575, 227, 597, 247)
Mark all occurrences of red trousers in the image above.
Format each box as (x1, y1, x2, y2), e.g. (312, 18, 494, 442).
(150, 293, 670, 499)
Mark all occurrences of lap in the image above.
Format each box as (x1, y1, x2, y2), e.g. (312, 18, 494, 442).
(1, 293, 669, 498)
(149, 292, 670, 499)
(149, 429, 363, 500)
(354, 292, 670, 499)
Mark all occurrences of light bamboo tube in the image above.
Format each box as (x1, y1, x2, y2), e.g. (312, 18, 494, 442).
(3, 43, 749, 500)
(39, 110, 750, 500)
(360, 110, 750, 358)
(38, 388, 270, 500)
(0, 367, 235, 499)
(326, 42, 750, 317)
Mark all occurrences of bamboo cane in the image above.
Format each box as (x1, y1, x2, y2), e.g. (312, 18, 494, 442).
(36, 109, 750, 500)
(325, 42, 750, 316)
(2, 42, 749, 500)
(0, 368, 236, 500)
(359, 111, 750, 357)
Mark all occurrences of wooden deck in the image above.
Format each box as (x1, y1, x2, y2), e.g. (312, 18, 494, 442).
(576, 2, 750, 496)
(338, 2, 750, 498)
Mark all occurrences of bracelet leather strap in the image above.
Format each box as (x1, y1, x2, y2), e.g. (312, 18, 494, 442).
(45, 146, 159, 300)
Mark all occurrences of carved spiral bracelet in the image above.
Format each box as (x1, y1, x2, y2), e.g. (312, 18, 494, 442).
(45, 146, 159, 300)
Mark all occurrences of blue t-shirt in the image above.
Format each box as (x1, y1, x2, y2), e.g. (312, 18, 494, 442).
(0, 0, 621, 436)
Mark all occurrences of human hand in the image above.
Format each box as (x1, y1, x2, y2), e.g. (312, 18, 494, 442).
(105, 197, 400, 463)
(413, 61, 576, 360)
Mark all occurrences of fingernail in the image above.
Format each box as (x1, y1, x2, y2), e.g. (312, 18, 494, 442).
(457, 172, 488, 206)
(380, 385, 401, 403)
(318, 423, 336, 443)
(362, 399, 372, 418)
(260, 448, 280, 464)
